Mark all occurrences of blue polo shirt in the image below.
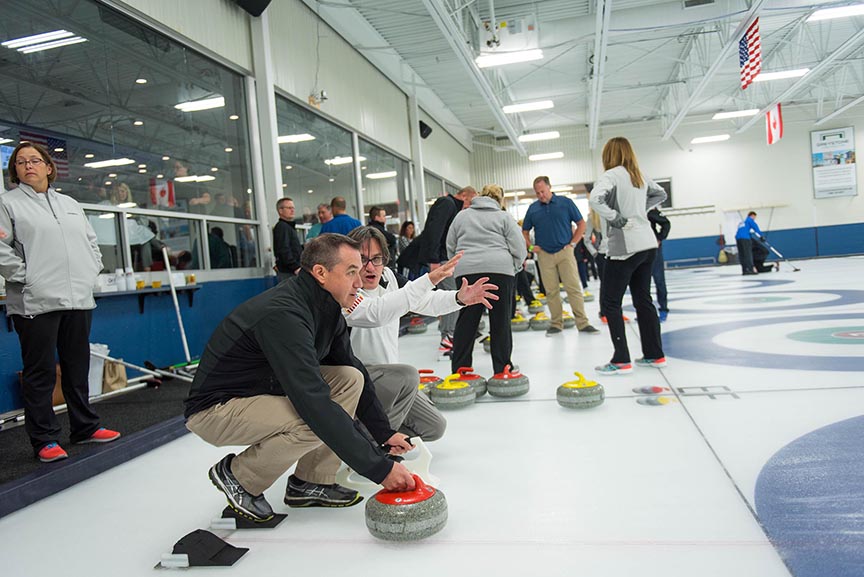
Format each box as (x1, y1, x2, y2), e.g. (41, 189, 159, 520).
(522, 194, 584, 253)
(321, 213, 362, 236)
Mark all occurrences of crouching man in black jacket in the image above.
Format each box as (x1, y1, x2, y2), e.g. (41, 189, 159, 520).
(184, 234, 415, 522)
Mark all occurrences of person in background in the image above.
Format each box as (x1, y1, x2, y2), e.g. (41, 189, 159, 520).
(589, 137, 667, 375)
(397, 221, 415, 257)
(736, 211, 762, 275)
(209, 226, 234, 269)
(446, 184, 522, 376)
(307, 203, 332, 240)
(368, 206, 397, 262)
(522, 176, 598, 337)
(320, 197, 362, 235)
(648, 207, 671, 322)
(415, 186, 477, 356)
(273, 197, 302, 281)
(0, 141, 120, 463)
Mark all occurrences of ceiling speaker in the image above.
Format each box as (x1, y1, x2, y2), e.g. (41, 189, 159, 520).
(235, 0, 272, 17)
(419, 120, 433, 139)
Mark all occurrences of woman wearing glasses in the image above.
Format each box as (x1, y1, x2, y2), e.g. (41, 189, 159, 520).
(446, 184, 526, 376)
(0, 141, 120, 463)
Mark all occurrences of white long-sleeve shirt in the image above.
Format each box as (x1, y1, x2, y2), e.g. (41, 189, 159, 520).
(343, 268, 463, 365)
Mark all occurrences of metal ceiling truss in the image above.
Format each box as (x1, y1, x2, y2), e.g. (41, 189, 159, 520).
(421, 0, 527, 155)
(588, 0, 612, 149)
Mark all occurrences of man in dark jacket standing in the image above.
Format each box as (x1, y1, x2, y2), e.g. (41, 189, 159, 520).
(648, 207, 671, 322)
(368, 206, 397, 265)
(414, 186, 476, 354)
(184, 234, 415, 522)
(272, 197, 303, 281)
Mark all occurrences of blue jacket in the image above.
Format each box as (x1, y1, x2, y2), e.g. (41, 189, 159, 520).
(321, 213, 362, 236)
(736, 216, 762, 240)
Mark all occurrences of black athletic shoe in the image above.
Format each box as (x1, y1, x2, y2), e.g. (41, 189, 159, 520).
(579, 325, 600, 334)
(545, 327, 562, 337)
(208, 454, 274, 522)
(284, 474, 363, 508)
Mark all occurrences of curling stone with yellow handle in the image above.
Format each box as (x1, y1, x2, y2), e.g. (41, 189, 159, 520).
(527, 300, 545, 314)
(511, 313, 530, 332)
(557, 372, 605, 409)
(429, 374, 476, 409)
(529, 312, 551, 331)
(562, 311, 576, 329)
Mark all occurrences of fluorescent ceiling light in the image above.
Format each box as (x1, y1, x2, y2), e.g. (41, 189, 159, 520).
(277, 133, 315, 144)
(476, 49, 543, 68)
(98, 213, 114, 219)
(175, 175, 216, 183)
(162, 156, 170, 160)
(551, 185, 573, 192)
(754, 69, 809, 82)
(117, 202, 137, 208)
(136, 78, 147, 84)
(712, 109, 760, 120)
(84, 158, 136, 169)
(2, 30, 73, 49)
(808, 5, 864, 21)
(691, 134, 730, 144)
(0, 138, 13, 144)
(19, 37, 87, 54)
(528, 152, 564, 161)
(174, 96, 225, 112)
(518, 131, 560, 142)
(229, 115, 239, 121)
(224, 147, 233, 152)
(503, 100, 554, 114)
(366, 171, 398, 180)
(504, 191, 525, 198)
(133, 120, 144, 126)
(325, 155, 366, 166)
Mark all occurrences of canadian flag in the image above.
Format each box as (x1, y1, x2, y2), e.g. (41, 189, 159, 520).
(766, 103, 783, 145)
(149, 179, 175, 208)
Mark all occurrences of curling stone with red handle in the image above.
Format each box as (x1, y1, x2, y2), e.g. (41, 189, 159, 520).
(486, 365, 530, 398)
(418, 369, 442, 398)
(407, 316, 428, 334)
(455, 366, 487, 398)
(365, 474, 448, 541)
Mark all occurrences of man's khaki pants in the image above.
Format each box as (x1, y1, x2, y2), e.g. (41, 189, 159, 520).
(537, 247, 591, 330)
(186, 366, 363, 496)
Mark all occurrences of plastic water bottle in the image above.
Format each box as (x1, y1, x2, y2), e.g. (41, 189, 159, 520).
(114, 268, 127, 292)
(125, 267, 135, 292)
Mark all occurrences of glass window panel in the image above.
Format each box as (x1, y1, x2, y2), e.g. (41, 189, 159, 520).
(206, 222, 258, 269)
(358, 139, 409, 229)
(275, 95, 357, 226)
(147, 216, 202, 272)
(0, 0, 255, 219)
(85, 210, 123, 273)
(445, 182, 460, 196)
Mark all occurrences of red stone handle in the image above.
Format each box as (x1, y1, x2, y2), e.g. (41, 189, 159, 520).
(457, 366, 475, 375)
(374, 474, 435, 504)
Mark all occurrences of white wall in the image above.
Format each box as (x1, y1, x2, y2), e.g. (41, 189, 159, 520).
(117, 0, 253, 71)
(267, 1, 411, 158)
(472, 109, 864, 240)
(419, 110, 471, 186)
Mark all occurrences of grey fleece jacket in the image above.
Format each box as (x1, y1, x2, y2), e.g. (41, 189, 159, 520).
(446, 196, 527, 277)
(589, 166, 667, 259)
(0, 183, 102, 316)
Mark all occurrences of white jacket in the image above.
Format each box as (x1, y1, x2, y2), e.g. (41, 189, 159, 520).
(0, 184, 102, 316)
(344, 268, 462, 365)
(589, 166, 667, 259)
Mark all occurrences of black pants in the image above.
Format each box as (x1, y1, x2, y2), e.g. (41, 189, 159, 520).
(512, 269, 535, 317)
(452, 273, 515, 374)
(13, 310, 100, 451)
(651, 243, 668, 312)
(596, 254, 607, 318)
(601, 249, 664, 364)
(736, 238, 754, 274)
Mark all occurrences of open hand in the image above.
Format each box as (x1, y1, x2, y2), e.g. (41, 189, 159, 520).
(457, 276, 499, 309)
(428, 251, 463, 285)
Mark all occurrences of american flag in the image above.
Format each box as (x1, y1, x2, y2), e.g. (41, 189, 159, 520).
(739, 18, 761, 90)
(18, 130, 70, 179)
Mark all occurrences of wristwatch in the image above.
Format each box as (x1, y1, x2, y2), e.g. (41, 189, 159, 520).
(455, 294, 466, 306)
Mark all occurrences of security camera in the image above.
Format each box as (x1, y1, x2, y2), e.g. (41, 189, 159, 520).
(319, 90, 328, 102)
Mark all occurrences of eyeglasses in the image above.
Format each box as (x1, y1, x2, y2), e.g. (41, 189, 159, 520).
(361, 255, 385, 267)
(15, 158, 46, 167)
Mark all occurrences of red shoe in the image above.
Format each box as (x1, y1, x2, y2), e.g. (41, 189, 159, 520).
(38, 442, 68, 463)
(78, 427, 121, 444)
(601, 316, 608, 324)
(601, 315, 630, 323)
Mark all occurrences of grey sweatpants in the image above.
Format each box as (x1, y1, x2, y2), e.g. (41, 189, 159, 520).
(366, 364, 447, 442)
(436, 274, 458, 336)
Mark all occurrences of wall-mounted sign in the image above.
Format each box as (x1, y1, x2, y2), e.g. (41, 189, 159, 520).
(811, 127, 857, 199)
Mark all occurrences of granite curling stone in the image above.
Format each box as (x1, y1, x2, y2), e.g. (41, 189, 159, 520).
(407, 317, 428, 334)
(418, 369, 442, 398)
(529, 312, 551, 331)
(511, 313, 530, 332)
(481, 335, 491, 353)
(430, 374, 476, 409)
(527, 300, 545, 314)
(557, 372, 605, 409)
(562, 311, 576, 329)
(456, 366, 487, 398)
(478, 317, 486, 331)
(535, 293, 548, 305)
(486, 365, 530, 398)
(365, 475, 448, 541)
